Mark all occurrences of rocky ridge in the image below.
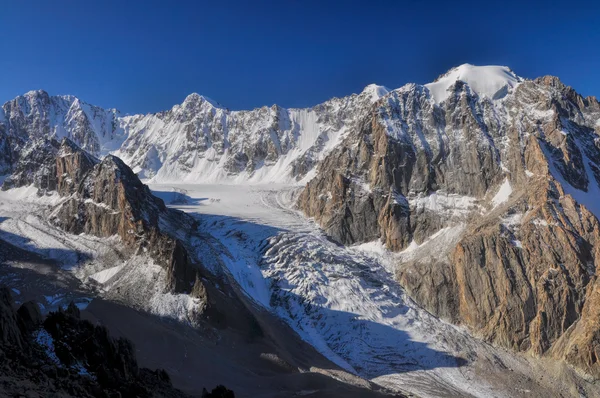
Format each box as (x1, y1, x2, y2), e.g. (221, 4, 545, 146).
(297, 66, 600, 377)
(0, 85, 390, 184)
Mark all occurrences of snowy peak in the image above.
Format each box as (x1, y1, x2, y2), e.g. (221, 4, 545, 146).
(361, 84, 390, 102)
(425, 64, 522, 104)
(23, 89, 50, 101)
(181, 92, 223, 109)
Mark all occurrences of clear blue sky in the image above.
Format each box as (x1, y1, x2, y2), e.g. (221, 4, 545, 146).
(0, 0, 598, 114)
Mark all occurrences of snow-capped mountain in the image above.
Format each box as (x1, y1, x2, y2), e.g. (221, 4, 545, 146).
(1, 90, 124, 155)
(298, 65, 600, 378)
(0, 84, 390, 184)
(3, 64, 600, 397)
(425, 63, 522, 103)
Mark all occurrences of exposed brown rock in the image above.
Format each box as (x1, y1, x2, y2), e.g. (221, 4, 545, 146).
(55, 138, 98, 195)
(298, 75, 600, 378)
(51, 154, 205, 294)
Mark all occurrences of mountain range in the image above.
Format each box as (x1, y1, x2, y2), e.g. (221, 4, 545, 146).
(1, 64, 600, 397)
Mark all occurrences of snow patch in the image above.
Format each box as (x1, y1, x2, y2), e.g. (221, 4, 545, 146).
(409, 191, 480, 218)
(89, 264, 124, 284)
(543, 139, 600, 219)
(361, 84, 390, 102)
(492, 178, 512, 207)
(34, 329, 61, 366)
(532, 218, 549, 226)
(148, 292, 204, 323)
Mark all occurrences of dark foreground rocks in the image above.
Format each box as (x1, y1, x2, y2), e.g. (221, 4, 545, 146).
(0, 286, 234, 398)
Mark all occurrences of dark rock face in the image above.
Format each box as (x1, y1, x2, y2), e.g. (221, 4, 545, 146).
(0, 287, 195, 397)
(0, 287, 25, 348)
(17, 301, 43, 332)
(1, 138, 60, 192)
(298, 77, 600, 377)
(0, 131, 15, 175)
(56, 138, 99, 195)
(44, 309, 142, 387)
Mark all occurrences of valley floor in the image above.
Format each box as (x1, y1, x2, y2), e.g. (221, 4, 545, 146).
(0, 183, 597, 397)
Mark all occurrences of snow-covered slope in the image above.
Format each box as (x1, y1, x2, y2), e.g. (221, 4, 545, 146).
(0, 85, 389, 184)
(425, 64, 522, 103)
(1, 90, 125, 155)
(114, 86, 389, 183)
(0, 64, 527, 185)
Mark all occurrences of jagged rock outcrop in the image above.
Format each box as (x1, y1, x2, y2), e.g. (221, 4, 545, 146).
(49, 154, 206, 295)
(1, 137, 98, 195)
(0, 138, 207, 297)
(0, 287, 25, 349)
(0, 131, 15, 175)
(0, 287, 194, 397)
(56, 138, 99, 195)
(18, 301, 43, 332)
(298, 65, 600, 377)
(1, 138, 61, 192)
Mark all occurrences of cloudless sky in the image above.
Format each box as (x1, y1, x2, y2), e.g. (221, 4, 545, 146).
(0, 0, 599, 114)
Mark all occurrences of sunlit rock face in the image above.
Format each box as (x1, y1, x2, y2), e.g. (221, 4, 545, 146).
(298, 66, 600, 377)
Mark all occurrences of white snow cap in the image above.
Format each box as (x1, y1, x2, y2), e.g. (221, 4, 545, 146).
(361, 84, 390, 102)
(425, 64, 522, 104)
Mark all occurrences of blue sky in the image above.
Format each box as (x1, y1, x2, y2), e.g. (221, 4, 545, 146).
(0, 0, 598, 114)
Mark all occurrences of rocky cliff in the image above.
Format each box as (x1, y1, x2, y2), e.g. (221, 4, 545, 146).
(51, 154, 205, 294)
(1, 138, 206, 297)
(1, 137, 98, 194)
(297, 65, 600, 377)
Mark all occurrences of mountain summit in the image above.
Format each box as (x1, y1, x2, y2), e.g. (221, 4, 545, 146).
(425, 63, 523, 103)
